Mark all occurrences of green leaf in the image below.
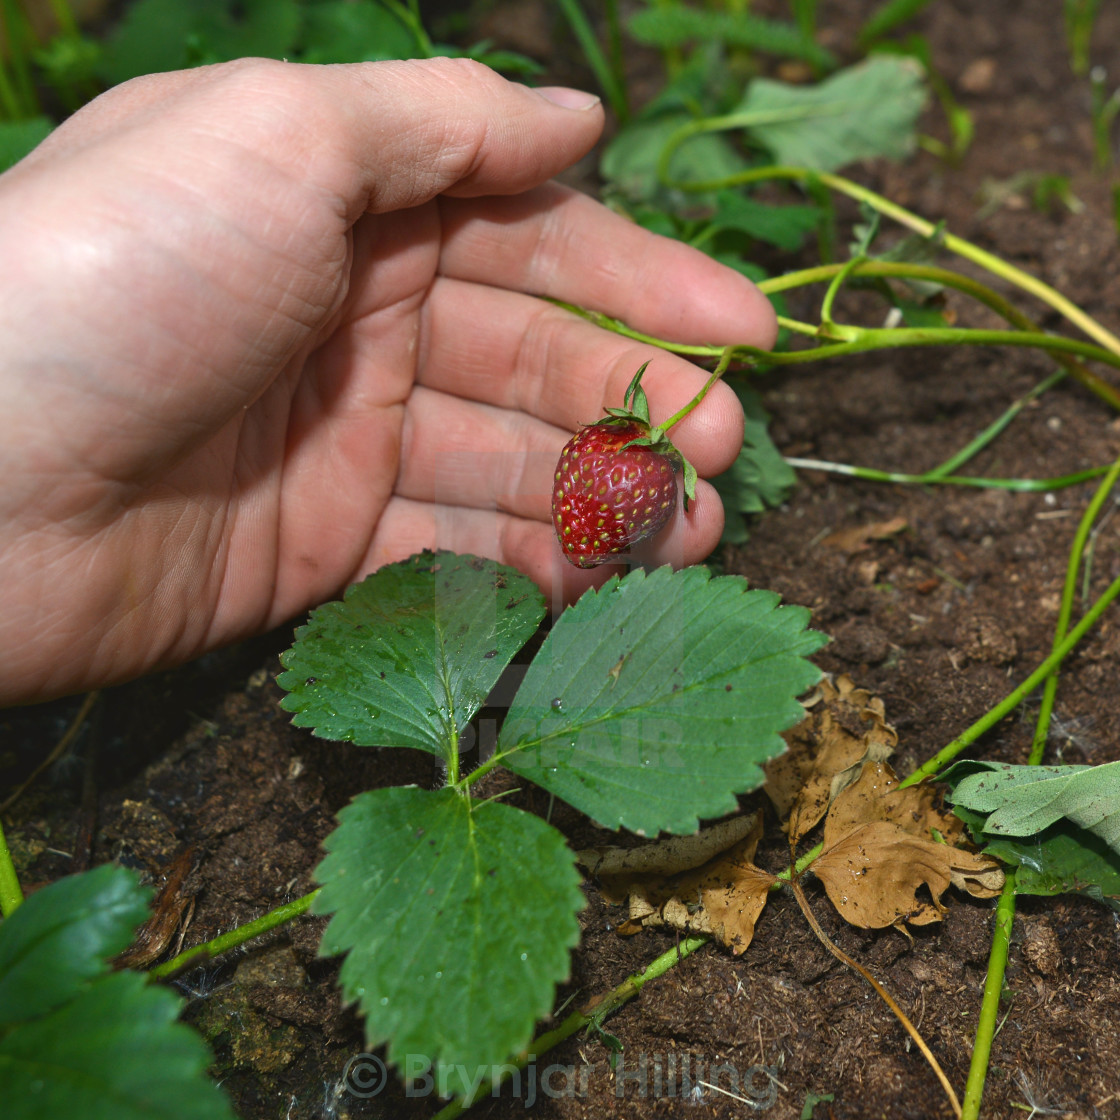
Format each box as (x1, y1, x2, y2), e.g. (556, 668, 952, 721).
(0, 866, 234, 1120)
(0, 971, 235, 1120)
(736, 55, 927, 171)
(0, 117, 52, 172)
(711, 388, 797, 542)
(708, 190, 820, 251)
(601, 112, 746, 206)
(98, 0, 301, 82)
(944, 760, 1120, 852)
(627, 6, 836, 70)
(0, 864, 150, 1027)
(951, 805, 1120, 912)
(299, 0, 419, 64)
(858, 0, 934, 46)
(497, 566, 825, 834)
(315, 786, 584, 1096)
(277, 552, 545, 760)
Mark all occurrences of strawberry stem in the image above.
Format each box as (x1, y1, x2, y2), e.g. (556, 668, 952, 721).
(653, 346, 735, 435)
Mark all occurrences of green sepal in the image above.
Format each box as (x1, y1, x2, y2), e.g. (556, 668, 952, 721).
(623, 360, 653, 425)
(593, 360, 698, 510)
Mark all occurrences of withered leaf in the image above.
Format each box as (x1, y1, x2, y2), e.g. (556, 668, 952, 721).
(821, 516, 908, 554)
(581, 813, 776, 954)
(811, 760, 1004, 929)
(765, 674, 898, 844)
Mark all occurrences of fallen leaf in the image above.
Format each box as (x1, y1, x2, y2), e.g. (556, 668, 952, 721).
(810, 760, 1003, 929)
(821, 516, 908, 554)
(581, 813, 776, 954)
(764, 674, 898, 844)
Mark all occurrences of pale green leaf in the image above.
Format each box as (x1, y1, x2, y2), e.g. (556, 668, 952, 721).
(277, 552, 545, 760)
(497, 566, 825, 834)
(315, 786, 583, 1097)
(601, 112, 746, 205)
(944, 760, 1120, 853)
(951, 803, 1120, 912)
(737, 55, 927, 171)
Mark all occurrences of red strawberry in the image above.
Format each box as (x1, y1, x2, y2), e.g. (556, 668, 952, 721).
(552, 419, 680, 568)
(552, 362, 697, 569)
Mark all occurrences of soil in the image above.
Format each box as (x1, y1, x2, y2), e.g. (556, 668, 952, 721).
(4, 1, 1120, 1118)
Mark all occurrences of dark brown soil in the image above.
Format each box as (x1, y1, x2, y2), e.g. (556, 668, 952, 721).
(5, 1, 1120, 1118)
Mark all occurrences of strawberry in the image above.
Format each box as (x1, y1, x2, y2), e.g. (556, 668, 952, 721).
(552, 363, 697, 568)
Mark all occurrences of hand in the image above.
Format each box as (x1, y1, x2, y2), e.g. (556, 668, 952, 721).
(0, 57, 777, 704)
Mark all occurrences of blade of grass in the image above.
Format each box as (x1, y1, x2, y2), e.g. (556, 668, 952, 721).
(784, 458, 1111, 492)
(556, 0, 630, 122)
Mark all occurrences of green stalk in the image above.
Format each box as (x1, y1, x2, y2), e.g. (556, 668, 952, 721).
(1031, 456, 1120, 763)
(900, 572, 1120, 787)
(959, 874, 1016, 1119)
(660, 162, 1120, 358)
(549, 296, 1120, 411)
(784, 457, 1110, 493)
(961, 459, 1120, 1118)
(148, 889, 319, 978)
(429, 935, 709, 1119)
(654, 346, 735, 433)
(0, 816, 24, 917)
(757, 261, 1116, 410)
(927, 372, 1065, 479)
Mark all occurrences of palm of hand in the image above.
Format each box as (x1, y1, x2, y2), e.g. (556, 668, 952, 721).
(0, 59, 774, 702)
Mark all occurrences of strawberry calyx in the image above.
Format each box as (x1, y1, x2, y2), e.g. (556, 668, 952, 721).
(589, 361, 699, 510)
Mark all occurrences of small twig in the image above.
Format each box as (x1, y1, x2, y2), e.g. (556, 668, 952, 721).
(0, 690, 99, 814)
(787, 873, 962, 1118)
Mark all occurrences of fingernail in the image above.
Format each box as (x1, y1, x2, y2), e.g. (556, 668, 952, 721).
(535, 86, 601, 111)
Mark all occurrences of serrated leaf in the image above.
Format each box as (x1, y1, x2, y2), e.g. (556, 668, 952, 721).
(708, 191, 821, 251)
(496, 566, 825, 834)
(0, 970, 235, 1120)
(0, 864, 150, 1027)
(944, 760, 1120, 853)
(736, 55, 926, 171)
(627, 6, 836, 70)
(315, 786, 583, 1096)
(277, 552, 544, 759)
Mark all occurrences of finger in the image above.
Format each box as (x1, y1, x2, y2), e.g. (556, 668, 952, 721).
(417, 276, 745, 477)
(396, 386, 562, 518)
(438, 184, 778, 349)
(25, 57, 604, 215)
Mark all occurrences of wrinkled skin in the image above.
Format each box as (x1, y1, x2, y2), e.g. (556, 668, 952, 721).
(0, 57, 777, 704)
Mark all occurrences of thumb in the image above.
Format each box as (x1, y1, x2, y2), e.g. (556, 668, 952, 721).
(333, 57, 605, 211)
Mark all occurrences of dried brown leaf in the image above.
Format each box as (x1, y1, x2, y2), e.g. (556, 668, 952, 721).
(765, 674, 898, 844)
(821, 516, 908, 554)
(583, 813, 776, 954)
(577, 812, 760, 902)
(810, 760, 1004, 929)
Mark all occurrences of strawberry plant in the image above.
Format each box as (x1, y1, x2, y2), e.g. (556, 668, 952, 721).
(274, 552, 824, 1095)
